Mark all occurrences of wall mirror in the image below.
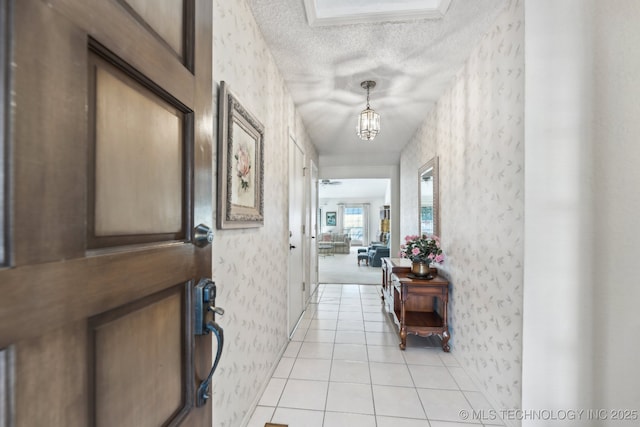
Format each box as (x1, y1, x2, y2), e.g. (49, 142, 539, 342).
(418, 156, 439, 237)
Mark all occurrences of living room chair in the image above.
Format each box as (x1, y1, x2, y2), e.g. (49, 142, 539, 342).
(368, 245, 390, 267)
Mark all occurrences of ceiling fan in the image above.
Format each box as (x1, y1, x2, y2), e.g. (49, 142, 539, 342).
(320, 179, 342, 185)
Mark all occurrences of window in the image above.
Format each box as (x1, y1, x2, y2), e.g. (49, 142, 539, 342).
(343, 207, 363, 241)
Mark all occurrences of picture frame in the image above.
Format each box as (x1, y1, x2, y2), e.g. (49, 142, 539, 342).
(216, 81, 265, 229)
(326, 211, 337, 226)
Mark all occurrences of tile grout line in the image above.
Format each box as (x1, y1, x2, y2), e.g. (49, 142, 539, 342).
(271, 284, 325, 423)
(360, 286, 381, 427)
(273, 285, 325, 424)
(320, 284, 342, 425)
(320, 284, 333, 427)
(404, 340, 431, 423)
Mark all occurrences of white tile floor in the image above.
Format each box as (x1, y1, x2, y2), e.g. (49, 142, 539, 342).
(247, 284, 504, 427)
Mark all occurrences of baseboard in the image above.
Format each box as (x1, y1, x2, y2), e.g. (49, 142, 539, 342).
(447, 350, 518, 427)
(239, 340, 289, 427)
(238, 286, 320, 427)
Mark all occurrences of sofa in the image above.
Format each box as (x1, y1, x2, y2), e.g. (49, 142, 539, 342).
(319, 233, 351, 254)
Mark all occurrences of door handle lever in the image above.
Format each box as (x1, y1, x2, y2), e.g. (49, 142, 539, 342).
(208, 306, 225, 316)
(196, 321, 224, 407)
(194, 278, 225, 406)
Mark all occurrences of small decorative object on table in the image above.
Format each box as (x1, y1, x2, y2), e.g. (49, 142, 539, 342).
(400, 234, 444, 280)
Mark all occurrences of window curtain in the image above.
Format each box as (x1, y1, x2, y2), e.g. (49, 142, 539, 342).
(362, 203, 370, 245)
(337, 204, 345, 234)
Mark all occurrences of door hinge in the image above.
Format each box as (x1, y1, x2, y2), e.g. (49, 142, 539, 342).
(302, 224, 306, 234)
(303, 167, 307, 176)
(302, 281, 306, 291)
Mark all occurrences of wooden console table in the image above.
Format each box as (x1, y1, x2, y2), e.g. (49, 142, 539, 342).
(380, 258, 450, 352)
(381, 257, 412, 299)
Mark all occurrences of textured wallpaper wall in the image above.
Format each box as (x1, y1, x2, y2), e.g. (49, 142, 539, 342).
(399, 0, 524, 414)
(211, 1, 317, 426)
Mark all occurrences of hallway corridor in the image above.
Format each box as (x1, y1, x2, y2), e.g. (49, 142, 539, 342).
(246, 284, 503, 427)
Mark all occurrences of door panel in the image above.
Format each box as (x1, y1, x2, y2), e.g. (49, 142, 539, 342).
(308, 161, 318, 298)
(51, 0, 195, 101)
(121, 0, 187, 59)
(87, 46, 190, 247)
(91, 285, 188, 426)
(0, 0, 213, 426)
(13, 0, 88, 265)
(15, 322, 88, 427)
(288, 137, 305, 335)
(0, 0, 8, 267)
(93, 64, 183, 236)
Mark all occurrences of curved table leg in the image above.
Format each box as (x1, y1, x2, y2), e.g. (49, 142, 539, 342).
(399, 327, 407, 350)
(441, 330, 450, 352)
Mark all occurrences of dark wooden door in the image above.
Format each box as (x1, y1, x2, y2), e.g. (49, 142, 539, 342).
(0, 0, 214, 426)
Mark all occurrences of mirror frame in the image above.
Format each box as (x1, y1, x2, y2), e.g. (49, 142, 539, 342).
(418, 156, 439, 237)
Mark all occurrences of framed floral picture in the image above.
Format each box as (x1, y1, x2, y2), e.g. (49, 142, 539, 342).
(216, 81, 264, 229)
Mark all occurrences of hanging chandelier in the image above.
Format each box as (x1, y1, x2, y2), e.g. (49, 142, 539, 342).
(356, 80, 380, 141)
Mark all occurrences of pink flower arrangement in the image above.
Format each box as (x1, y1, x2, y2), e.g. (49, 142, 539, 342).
(400, 234, 444, 264)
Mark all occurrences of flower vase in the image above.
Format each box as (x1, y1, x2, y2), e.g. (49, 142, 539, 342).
(411, 261, 434, 279)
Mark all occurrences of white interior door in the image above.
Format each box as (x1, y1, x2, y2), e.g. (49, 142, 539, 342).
(288, 136, 305, 335)
(308, 161, 319, 298)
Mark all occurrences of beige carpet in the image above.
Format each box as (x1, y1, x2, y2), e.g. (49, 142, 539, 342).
(318, 247, 382, 285)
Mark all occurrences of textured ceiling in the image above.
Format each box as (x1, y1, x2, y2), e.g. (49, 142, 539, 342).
(245, 0, 508, 167)
(305, 0, 453, 26)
